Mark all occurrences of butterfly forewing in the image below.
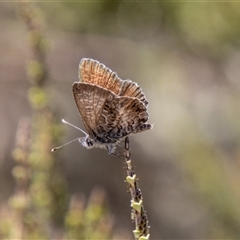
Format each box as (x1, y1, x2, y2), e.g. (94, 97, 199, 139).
(120, 80, 148, 106)
(79, 58, 148, 106)
(79, 58, 122, 95)
(72, 82, 114, 137)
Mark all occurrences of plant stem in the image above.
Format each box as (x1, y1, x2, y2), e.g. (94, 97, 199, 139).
(124, 137, 150, 240)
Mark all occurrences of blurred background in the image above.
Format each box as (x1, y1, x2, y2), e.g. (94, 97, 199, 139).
(1, 1, 240, 239)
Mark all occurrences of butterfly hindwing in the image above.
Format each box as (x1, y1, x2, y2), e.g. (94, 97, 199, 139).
(96, 95, 150, 142)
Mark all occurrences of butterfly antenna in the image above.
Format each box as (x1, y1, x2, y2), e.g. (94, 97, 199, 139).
(51, 138, 79, 152)
(51, 119, 88, 152)
(62, 119, 88, 136)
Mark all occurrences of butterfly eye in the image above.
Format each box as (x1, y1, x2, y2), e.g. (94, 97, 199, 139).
(86, 137, 93, 147)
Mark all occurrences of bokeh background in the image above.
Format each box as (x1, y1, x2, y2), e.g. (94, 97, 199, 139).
(1, 1, 240, 239)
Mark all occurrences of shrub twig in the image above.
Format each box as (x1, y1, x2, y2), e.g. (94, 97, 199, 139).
(124, 137, 150, 240)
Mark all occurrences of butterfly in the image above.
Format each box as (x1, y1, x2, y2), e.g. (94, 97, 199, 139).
(72, 58, 152, 155)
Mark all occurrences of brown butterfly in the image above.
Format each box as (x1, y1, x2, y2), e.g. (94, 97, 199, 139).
(72, 58, 152, 154)
(52, 59, 152, 154)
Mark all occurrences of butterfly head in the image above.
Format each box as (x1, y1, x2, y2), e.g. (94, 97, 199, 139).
(78, 136, 94, 149)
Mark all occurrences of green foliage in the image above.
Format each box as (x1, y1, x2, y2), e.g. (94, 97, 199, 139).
(40, 1, 240, 56)
(65, 189, 113, 239)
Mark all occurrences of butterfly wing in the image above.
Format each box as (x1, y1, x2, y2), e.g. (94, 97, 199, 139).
(73, 82, 151, 144)
(79, 58, 122, 95)
(72, 82, 115, 138)
(120, 80, 148, 106)
(96, 96, 152, 142)
(79, 58, 149, 106)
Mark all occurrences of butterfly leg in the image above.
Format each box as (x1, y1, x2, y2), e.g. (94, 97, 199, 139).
(106, 144, 117, 155)
(106, 144, 125, 158)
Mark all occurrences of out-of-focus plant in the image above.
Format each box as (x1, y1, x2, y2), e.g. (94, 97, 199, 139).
(0, 2, 68, 238)
(40, 2, 240, 57)
(65, 188, 114, 239)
